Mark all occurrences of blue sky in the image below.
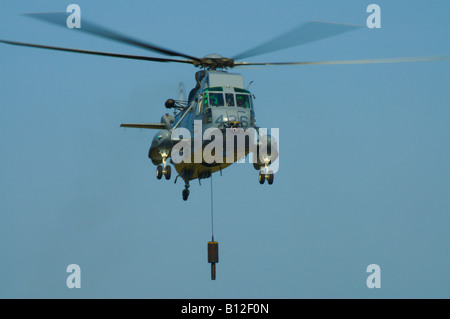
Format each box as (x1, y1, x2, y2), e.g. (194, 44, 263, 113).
(1, 0, 449, 298)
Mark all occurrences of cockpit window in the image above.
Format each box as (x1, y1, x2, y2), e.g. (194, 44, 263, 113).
(204, 92, 224, 107)
(236, 94, 251, 108)
(225, 93, 235, 106)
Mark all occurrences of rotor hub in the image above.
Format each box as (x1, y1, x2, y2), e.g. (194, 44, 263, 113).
(194, 54, 235, 70)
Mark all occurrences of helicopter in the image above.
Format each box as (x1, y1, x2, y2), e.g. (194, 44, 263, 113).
(1, 13, 449, 201)
(120, 67, 280, 201)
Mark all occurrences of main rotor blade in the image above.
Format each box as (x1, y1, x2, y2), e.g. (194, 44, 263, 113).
(25, 12, 202, 62)
(0, 39, 195, 65)
(232, 21, 363, 60)
(234, 55, 450, 67)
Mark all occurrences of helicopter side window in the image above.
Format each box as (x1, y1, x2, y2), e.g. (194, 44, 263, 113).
(208, 93, 224, 107)
(236, 94, 251, 108)
(225, 93, 235, 106)
(204, 93, 209, 108)
(196, 95, 203, 116)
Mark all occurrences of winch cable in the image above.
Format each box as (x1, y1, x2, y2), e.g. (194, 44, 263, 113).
(210, 173, 215, 242)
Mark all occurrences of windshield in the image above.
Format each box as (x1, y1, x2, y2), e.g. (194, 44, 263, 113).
(203, 92, 253, 109)
(236, 94, 252, 109)
(225, 93, 235, 106)
(205, 92, 224, 107)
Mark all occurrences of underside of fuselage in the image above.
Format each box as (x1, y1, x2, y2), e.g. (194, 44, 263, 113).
(149, 130, 254, 180)
(149, 128, 278, 200)
(172, 151, 246, 182)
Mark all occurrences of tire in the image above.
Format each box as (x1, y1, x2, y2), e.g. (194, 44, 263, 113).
(267, 170, 274, 185)
(156, 165, 163, 180)
(182, 189, 190, 201)
(259, 171, 265, 184)
(165, 165, 171, 180)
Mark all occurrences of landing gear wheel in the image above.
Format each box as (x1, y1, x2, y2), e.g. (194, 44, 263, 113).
(267, 170, 274, 185)
(259, 171, 265, 184)
(164, 165, 171, 180)
(182, 188, 190, 201)
(156, 165, 163, 180)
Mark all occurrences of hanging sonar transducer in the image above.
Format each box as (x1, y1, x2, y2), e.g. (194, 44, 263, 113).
(208, 241, 219, 280)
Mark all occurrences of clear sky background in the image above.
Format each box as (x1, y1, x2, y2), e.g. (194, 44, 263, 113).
(1, 0, 449, 298)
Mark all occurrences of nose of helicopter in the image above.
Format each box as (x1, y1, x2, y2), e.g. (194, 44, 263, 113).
(212, 107, 252, 130)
